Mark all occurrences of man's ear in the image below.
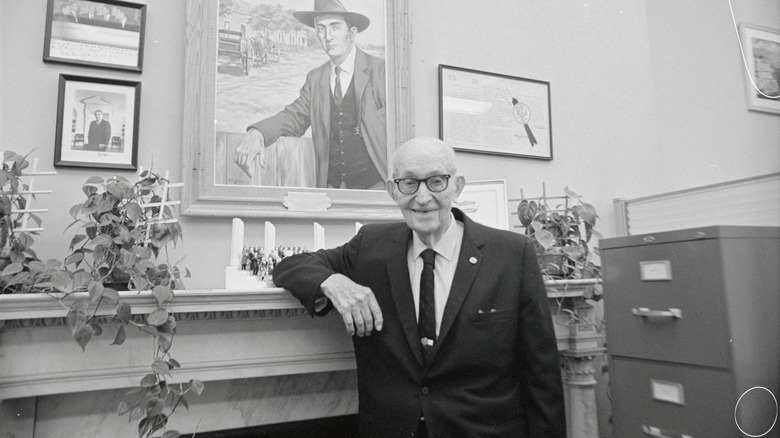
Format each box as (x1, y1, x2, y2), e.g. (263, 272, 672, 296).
(453, 175, 466, 197)
(349, 27, 358, 41)
(385, 180, 397, 201)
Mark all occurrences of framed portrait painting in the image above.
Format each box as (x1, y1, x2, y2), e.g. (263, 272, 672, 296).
(738, 23, 780, 115)
(54, 74, 140, 170)
(439, 65, 553, 161)
(182, 0, 412, 219)
(43, 0, 146, 72)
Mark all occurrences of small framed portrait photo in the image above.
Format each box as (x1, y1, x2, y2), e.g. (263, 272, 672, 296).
(43, 0, 146, 72)
(54, 74, 140, 170)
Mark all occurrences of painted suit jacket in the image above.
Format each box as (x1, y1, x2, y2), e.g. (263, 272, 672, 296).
(273, 209, 566, 438)
(250, 48, 386, 188)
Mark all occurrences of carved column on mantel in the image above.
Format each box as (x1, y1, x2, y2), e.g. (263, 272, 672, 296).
(545, 279, 605, 438)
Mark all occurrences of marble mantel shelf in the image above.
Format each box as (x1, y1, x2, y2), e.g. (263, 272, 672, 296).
(0, 280, 600, 322)
(0, 287, 299, 322)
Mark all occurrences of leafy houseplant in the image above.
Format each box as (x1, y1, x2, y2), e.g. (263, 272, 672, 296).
(517, 185, 602, 282)
(0, 160, 200, 438)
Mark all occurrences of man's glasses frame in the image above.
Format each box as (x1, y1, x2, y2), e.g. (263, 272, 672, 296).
(392, 174, 451, 195)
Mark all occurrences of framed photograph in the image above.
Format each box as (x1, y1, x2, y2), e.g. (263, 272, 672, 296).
(54, 74, 140, 170)
(439, 65, 552, 160)
(43, 0, 146, 72)
(181, 0, 412, 220)
(738, 23, 780, 115)
(455, 179, 509, 230)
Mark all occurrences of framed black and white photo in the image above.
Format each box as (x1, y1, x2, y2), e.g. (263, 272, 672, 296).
(54, 74, 140, 170)
(181, 0, 413, 219)
(439, 65, 553, 161)
(738, 23, 780, 115)
(43, 0, 146, 72)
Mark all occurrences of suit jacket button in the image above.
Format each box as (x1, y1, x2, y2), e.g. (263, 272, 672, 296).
(421, 386, 429, 394)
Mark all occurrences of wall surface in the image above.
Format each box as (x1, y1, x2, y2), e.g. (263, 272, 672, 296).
(1, 0, 778, 290)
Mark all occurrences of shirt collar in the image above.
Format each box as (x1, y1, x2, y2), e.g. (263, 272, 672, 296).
(332, 45, 357, 75)
(411, 212, 463, 262)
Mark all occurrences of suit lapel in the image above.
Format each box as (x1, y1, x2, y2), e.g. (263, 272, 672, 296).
(316, 63, 331, 138)
(435, 212, 484, 357)
(353, 49, 368, 113)
(386, 226, 425, 365)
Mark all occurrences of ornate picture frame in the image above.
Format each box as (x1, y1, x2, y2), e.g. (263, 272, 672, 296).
(738, 22, 780, 115)
(43, 0, 146, 73)
(439, 64, 553, 161)
(54, 74, 140, 170)
(182, 0, 412, 219)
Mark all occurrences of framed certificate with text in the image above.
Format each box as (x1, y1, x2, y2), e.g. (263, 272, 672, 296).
(439, 64, 552, 160)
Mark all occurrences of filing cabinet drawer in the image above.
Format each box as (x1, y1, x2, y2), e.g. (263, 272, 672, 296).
(603, 239, 731, 368)
(611, 357, 736, 438)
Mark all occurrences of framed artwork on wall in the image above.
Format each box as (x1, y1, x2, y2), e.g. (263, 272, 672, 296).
(738, 23, 780, 115)
(439, 64, 553, 161)
(43, 0, 146, 72)
(54, 74, 140, 170)
(454, 179, 509, 231)
(181, 0, 413, 220)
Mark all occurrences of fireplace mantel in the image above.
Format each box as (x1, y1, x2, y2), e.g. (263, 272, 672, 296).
(0, 282, 604, 437)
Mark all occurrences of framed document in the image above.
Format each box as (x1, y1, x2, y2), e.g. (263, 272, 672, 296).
(43, 0, 146, 72)
(439, 64, 552, 160)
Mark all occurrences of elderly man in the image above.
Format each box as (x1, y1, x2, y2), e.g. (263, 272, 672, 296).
(233, 0, 386, 190)
(273, 137, 565, 438)
(85, 110, 111, 151)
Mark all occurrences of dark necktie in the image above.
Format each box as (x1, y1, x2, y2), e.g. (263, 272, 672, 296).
(334, 65, 343, 107)
(419, 249, 436, 364)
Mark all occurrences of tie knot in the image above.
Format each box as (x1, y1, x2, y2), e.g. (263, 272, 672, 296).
(335, 65, 342, 75)
(421, 249, 436, 267)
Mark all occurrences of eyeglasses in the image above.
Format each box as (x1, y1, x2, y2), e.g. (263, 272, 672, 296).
(393, 174, 451, 195)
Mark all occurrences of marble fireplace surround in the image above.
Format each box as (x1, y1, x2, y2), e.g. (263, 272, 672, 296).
(0, 283, 603, 437)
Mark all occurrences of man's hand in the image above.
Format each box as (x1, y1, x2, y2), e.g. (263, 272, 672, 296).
(234, 128, 266, 178)
(320, 273, 383, 337)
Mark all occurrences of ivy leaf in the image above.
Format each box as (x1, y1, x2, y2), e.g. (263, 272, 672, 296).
(118, 400, 132, 416)
(147, 308, 169, 326)
(535, 229, 556, 250)
(162, 430, 181, 438)
(126, 202, 143, 223)
(74, 324, 94, 352)
(103, 287, 120, 304)
(116, 301, 132, 325)
(152, 285, 173, 306)
(51, 271, 74, 293)
(88, 282, 105, 304)
(151, 359, 171, 376)
(189, 379, 204, 396)
(69, 234, 87, 249)
(168, 358, 181, 368)
(1, 262, 24, 276)
(84, 176, 104, 185)
(140, 373, 157, 387)
(128, 406, 144, 422)
(112, 325, 126, 345)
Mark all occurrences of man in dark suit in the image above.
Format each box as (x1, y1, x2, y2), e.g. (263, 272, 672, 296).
(274, 137, 566, 437)
(234, 0, 387, 190)
(85, 110, 111, 151)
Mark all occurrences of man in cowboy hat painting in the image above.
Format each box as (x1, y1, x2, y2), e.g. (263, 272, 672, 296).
(234, 0, 387, 190)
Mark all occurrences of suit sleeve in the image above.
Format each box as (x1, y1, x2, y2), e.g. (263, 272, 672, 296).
(517, 241, 567, 437)
(273, 229, 363, 316)
(248, 69, 316, 146)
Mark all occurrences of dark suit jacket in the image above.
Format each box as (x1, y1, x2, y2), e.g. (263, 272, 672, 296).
(86, 120, 111, 151)
(250, 48, 387, 188)
(273, 209, 566, 438)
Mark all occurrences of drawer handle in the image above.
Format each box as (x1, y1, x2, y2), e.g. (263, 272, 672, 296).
(632, 307, 682, 319)
(642, 424, 694, 438)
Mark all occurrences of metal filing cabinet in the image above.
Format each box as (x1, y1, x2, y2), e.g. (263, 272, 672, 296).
(601, 226, 780, 438)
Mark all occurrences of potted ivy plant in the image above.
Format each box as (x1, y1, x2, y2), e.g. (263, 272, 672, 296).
(517, 185, 602, 282)
(0, 159, 199, 438)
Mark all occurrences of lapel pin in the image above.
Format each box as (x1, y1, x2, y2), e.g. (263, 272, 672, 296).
(469, 257, 477, 264)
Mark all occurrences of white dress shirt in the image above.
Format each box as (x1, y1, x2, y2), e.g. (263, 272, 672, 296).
(407, 214, 464, 336)
(330, 45, 356, 95)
